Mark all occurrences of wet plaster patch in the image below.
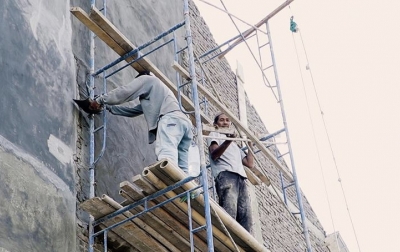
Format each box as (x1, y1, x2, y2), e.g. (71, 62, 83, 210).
(47, 134, 73, 165)
(0, 136, 75, 252)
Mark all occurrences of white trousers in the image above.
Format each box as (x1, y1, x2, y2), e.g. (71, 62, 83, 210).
(155, 112, 193, 172)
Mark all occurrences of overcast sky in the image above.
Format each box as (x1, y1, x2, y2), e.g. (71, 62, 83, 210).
(195, 0, 400, 251)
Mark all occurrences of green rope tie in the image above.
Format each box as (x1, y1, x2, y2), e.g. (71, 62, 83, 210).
(290, 16, 298, 33)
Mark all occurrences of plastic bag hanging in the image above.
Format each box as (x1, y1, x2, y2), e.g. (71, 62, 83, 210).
(187, 140, 200, 178)
(290, 16, 299, 33)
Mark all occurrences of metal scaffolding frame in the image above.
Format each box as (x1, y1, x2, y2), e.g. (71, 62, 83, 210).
(73, 0, 314, 251)
(82, 0, 216, 251)
(195, 1, 312, 251)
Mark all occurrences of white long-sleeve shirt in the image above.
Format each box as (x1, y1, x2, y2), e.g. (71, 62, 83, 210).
(96, 75, 188, 143)
(207, 131, 247, 179)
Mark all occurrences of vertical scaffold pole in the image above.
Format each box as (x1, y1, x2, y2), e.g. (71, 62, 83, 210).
(183, 0, 214, 250)
(265, 21, 312, 252)
(88, 1, 96, 252)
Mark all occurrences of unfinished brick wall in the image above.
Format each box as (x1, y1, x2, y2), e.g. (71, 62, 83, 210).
(72, 0, 329, 251)
(187, 1, 328, 251)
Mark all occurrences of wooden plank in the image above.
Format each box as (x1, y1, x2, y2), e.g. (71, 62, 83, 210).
(102, 195, 181, 252)
(129, 175, 201, 229)
(195, 81, 291, 181)
(121, 179, 195, 231)
(70, 7, 127, 58)
(117, 191, 194, 251)
(80, 197, 117, 219)
(217, 0, 295, 58)
(172, 61, 191, 80)
(244, 167, 262, 185)
(80, 197, 163, 251)
(202, 123, 235, 135)
(86, 7, 212, 125)
(80, 199, 144, 250)
(80, 199, 159, 251)
(131, 174, 157, 195)
(142, 171, 246, 252)
(147, 162, 270, 252)
(172, 61, 269, 184)
(121, 180, 209, 252)
(70, 7, 147, 73)
(71, 7, 285, 181)
(89, 8, 137, 54)
(120, 181, 143, 201)
(88, 7, 147, 72)
(122, 179, 197, 231)
(144, 164, 237, 232)
(130, 171, 241, 252)
(93, 228, 138, 252)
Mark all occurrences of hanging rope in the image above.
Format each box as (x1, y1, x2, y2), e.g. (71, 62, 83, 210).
(200, 0, 279, 100)
(291, 26, 340, 249)
(289, 7, 362, 251)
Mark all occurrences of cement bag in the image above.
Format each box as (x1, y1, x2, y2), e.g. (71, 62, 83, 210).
(187, 141, 200, 178)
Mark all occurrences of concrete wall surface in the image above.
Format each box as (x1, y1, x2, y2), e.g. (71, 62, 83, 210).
(70, 0, 187, 202)
(0, 0, 76, 251)
(0, 138, 75, 252)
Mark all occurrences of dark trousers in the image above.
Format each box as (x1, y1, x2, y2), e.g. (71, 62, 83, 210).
(215, 171, 252, 233)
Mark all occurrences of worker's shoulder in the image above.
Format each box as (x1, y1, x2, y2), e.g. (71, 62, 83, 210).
(208, 131, 221, 137)
(137, 75, 163, 88)
(139, 75, 158, 82)
(146, 75, 166, 87)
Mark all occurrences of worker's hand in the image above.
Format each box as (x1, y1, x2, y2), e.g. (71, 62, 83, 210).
(247, 142, 254, 150)
(105, 105, 112, 111)
(226, 132, 237, 138)
(180, 191, 200, 202)
(88, 99, 103, 112)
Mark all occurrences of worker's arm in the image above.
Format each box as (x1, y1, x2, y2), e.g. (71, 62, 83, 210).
(208, 131, 238, 161)
(107, 104, 143, 117)
(241, 143, 254, 168)
(96, 77, 151, 105)
(208, 140, 233, 161)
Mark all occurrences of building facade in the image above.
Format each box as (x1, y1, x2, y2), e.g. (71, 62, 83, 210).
(0, 1, 335, 251)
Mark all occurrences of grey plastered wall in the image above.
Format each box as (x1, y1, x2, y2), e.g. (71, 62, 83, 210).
(69, 0, 190, 250)
(71, 0, 188, 202)
(0, 0, 76, 252)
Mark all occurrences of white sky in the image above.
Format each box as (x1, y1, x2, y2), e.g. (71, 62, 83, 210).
(195, 0, 400, 251)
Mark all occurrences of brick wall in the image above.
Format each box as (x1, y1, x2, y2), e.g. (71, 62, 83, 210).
(73, 0, 329, 251)
(187, 1, 328, 251)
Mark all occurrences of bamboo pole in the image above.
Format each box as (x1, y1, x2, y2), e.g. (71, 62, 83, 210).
(80, 197, 160, 251)
(147, 160, 269, 252)
(217, 0, 295, 58)
(118, 189, 195, 251)
(94, 222, 133, 252)
(195, 76, 292, 180)
(143, 169, 245, 252)
(71, 6, 278, 183)
(121, 180, 191, 226)
(126, 175, 224, 252)
(118, 184, 208, 252)
(130, 175, 200, 224)
(101, 195, 179, 252)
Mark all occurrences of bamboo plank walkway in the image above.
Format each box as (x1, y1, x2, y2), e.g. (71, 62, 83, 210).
(80, 159, 269, 252)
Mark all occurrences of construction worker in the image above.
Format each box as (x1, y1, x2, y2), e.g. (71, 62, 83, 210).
(81, 71, 193, 173)
(207, 112, 254, 233)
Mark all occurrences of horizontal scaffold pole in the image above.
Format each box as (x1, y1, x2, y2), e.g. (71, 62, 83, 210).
(218, 0, 294, 58)
(70, 5, 292, 182)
